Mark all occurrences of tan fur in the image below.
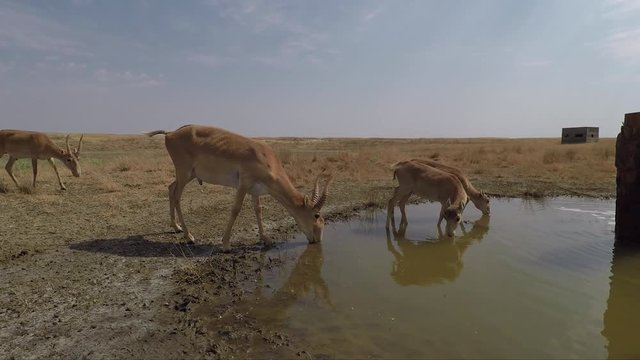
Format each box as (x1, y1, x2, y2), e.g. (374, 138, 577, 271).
(386, 160, 468, 237)
(148, 124, 331, 249)
(410, 158, 490, 214)
(0, 130, 82, 190)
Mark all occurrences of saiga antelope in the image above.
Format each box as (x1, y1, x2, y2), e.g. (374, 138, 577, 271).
(148, 125, 332, 249)
(411, 158, 490, 215)
(387, 160, 468, 237)
(0, 130, 83, 190)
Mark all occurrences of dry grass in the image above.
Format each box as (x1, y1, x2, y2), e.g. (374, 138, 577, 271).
(0, 134, 615, 261)
(0, 181, 8, 194)
(0, 135, 616, 200)
(18, 185, 34, 195)
(263, 137, 615, 197)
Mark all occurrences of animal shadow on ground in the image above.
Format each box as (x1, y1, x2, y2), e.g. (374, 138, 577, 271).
(69, 233, 217, 258)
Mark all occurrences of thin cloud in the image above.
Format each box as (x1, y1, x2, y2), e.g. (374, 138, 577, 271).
(206, 0, 336, 67)
(188, 54, 230, 67)
(29, 60, 89, 73)
(603, 27, 640, 62)
(211, 0, 288, 33)
(602, 0, 640, 18)
(171, 19, 198, 33)
(520, 60, 552, 67)
(363, 6, 384, 22)
(601, 0, 640, 63)
(0, 2, 90, 57)
(254, 32, 332, 66)
(94, 69, 165, 87)
(64, 62, 88, 70)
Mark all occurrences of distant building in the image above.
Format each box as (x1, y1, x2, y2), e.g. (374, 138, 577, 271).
(561, 127, 599, 144)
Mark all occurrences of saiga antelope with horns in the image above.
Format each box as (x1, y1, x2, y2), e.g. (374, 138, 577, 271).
(148, 125, 332, 249)
(0, 130, 83, 190)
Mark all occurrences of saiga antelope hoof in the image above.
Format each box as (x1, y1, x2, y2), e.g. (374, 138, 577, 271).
(260, 235, 272, 246)
(183, 233, 195, 244)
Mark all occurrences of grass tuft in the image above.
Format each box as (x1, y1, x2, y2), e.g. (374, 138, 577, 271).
(0, 181, 9, 193)
(18, 185, 33, 194)
(523, 189, 545, 198)
(565, 149, 577, 161)
(117, 163, 131, 172)
(543, 149, 561, 164)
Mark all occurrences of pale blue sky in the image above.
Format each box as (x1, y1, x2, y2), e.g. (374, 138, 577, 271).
(0, 0, 638, 137)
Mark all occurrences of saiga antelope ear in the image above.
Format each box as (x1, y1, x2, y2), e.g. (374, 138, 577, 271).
(303, 195, 310, 207)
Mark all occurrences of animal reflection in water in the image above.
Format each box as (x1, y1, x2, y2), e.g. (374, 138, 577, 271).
(386, 215, 490, 286)
(252, 244, 332, 324)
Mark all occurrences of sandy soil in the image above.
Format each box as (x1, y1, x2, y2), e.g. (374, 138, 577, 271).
(0, 135, 615, 358)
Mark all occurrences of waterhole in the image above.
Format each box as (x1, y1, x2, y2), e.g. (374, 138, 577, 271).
(249, 198, 640, 358)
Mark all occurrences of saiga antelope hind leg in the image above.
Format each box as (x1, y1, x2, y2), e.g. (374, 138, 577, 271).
(386, 189, 397, 229)
(5, 156, 20, 188)
(171, 175, 196, 244)
(398, 192, 411, 226)
(387, 187, 411, 229)
(253, 195, 272, 246)
(168, 181, 182, 232)
(31, 158, 38, 188)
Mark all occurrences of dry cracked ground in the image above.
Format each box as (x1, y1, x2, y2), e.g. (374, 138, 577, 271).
(0, 134, 615, 358)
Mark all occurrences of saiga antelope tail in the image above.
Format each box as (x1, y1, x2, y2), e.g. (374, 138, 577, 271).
(146, 130, 168, 137)
(390, 161, 404, 180)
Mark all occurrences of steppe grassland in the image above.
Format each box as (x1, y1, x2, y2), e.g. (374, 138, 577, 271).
(0, 134, 615, 262)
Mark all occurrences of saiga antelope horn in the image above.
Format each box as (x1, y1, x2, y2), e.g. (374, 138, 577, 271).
(313, 175, 334, 210)
(311, 176, 321, 204)
(76, 134, 84, 156)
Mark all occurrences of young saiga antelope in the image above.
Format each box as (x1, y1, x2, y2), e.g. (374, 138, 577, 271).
(387, 160, 468, 237)
(148, 124, 332, 250)
(411, 158, 490, 215)
(0, 130, 82, 190)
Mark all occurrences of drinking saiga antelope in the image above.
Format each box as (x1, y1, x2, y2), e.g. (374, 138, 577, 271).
(411, 158, 490, 215)
(387, 160, 468, 237)
(0, 130, 83, 190)
(148, 124, 332, 249)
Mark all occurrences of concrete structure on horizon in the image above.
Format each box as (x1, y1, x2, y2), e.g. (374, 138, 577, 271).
(561, 127, 599, 144)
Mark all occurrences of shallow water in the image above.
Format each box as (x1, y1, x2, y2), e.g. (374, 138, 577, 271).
(249, 198, 640, 358)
